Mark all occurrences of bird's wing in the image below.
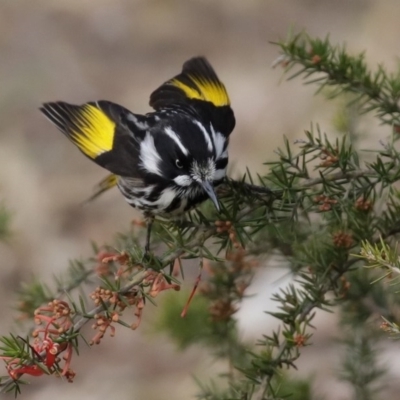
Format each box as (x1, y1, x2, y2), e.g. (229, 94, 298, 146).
(83, 173, 118, 204)
(149, 57, 235, 137)
(40, 100, 148, 177)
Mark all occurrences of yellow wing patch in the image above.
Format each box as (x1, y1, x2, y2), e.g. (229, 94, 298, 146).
(149, 57, 231, 110)
(71, 105, 116, 159)
(170, 76, 230, 107)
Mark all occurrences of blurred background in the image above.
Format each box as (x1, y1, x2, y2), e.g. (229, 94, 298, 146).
(1, 0, 400, 398)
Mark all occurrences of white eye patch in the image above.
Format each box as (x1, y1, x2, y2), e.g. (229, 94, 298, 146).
(174, 175, 192, 186)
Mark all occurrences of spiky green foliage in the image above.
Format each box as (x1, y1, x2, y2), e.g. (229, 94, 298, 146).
(2, 32, 400, 399)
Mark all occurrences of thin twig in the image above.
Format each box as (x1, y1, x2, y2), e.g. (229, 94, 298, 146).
(300, 169, 376, 189)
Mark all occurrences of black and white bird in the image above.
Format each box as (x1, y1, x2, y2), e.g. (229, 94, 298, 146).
(40, 57, 235, 251)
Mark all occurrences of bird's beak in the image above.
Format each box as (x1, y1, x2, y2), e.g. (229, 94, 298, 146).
(201, 181, 220, 212)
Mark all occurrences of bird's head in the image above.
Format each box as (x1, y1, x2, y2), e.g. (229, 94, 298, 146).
(173, 156, 220, 211)
(142, 117, 228, 211)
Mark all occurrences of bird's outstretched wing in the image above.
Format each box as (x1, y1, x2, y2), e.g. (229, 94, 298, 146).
(40, 100, 147, 177)
(149, 57, 235, 137)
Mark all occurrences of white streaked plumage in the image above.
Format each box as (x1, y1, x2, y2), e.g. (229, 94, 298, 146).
(194, 120, 213, 152)
(135, 187, 178, 210)
(139, 133, 163, 176)
(209, 123, 226, 158)
(127, 113, 148, 130)
(155, 187, 179, 208)
(164, 126, 189, 155)
(220, 149, 228, 160)
(174, 175, 192, 186)
(214, 168, 226, 181)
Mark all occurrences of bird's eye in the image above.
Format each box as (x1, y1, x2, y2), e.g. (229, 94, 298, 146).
(175, 159, 183, 169)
